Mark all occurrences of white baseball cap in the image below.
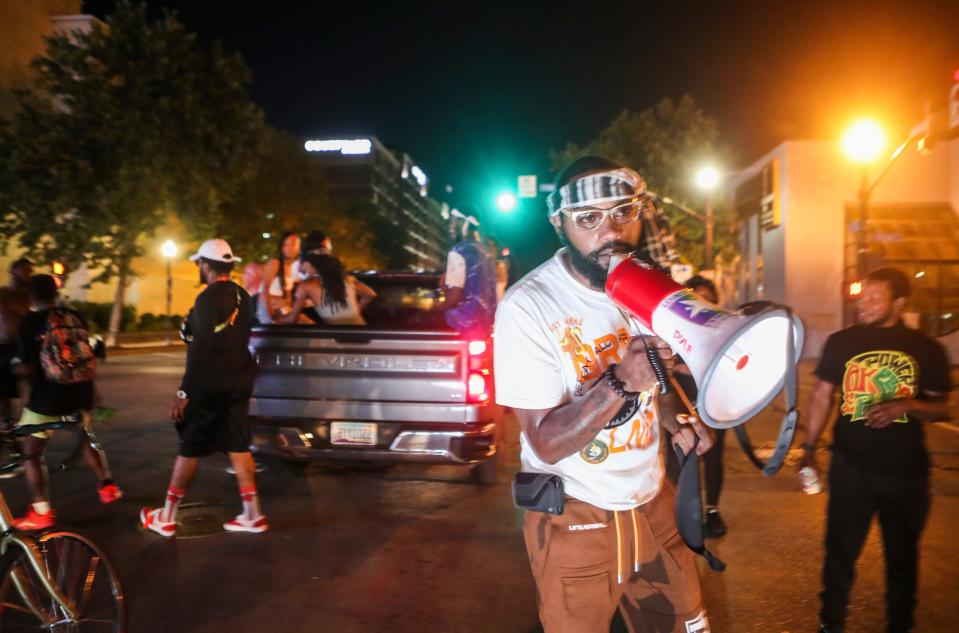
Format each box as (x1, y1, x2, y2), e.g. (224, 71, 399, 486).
(189, 239, 241, 263)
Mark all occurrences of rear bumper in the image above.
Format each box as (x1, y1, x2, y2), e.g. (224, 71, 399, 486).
(248, 419, 498, 466)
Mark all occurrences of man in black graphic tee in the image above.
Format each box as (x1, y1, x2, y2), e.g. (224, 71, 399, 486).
(799, 267, 952, 633)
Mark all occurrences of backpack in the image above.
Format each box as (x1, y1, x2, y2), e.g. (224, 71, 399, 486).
(39, 309, 97, 384)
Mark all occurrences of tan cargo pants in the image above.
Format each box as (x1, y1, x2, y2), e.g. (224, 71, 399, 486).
(523, 483, 709, 633)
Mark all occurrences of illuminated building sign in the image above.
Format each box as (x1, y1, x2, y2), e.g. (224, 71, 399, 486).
(304, 139, 373, 155)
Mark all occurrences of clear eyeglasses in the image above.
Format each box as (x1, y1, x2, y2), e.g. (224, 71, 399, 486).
(559, 198, 644, 231)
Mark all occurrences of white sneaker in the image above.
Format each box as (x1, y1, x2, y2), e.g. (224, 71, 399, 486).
(140, 508, 176, 537)
(223, 514, 269, 533)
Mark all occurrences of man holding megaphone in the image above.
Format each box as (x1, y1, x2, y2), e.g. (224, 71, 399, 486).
(495, 156, 713, 633)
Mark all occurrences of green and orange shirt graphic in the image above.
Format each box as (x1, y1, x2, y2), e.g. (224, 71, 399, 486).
(840, 350, 917, 423)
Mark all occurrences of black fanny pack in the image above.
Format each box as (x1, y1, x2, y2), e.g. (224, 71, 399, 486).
(512, 472, 565, 515)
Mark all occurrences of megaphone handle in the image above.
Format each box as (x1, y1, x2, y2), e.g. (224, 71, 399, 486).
(668, 375, 697, 416)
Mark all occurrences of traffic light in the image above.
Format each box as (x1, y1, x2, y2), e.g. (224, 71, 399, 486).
(51, 260, 67, 288)
(495, 191, 517, 212)
(916, 72, 959, 154)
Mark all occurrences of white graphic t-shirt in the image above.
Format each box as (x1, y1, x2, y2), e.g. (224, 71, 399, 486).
(494, 249, 664, 511)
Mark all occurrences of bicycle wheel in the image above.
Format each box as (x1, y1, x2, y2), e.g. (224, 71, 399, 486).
(0, 532, 125, 632)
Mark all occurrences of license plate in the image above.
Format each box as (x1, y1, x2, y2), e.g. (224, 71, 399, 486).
(330, 422, 377, 447)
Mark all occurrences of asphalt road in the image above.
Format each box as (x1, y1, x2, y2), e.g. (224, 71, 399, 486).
(1, 351, 957, 633)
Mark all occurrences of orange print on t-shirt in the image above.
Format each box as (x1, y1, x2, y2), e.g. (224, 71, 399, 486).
(558, 325, 656, 453)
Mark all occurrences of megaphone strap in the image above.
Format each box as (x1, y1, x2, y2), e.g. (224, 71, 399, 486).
(673, 440, 727, 572)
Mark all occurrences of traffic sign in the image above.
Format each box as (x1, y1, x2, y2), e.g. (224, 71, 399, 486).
(518, 175, 538, 198)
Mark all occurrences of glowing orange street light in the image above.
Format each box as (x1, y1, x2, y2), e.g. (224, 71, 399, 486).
(841, 119, 886, 164)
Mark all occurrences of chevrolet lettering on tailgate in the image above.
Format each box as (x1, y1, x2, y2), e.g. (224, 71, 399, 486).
(257, 352, 457, 374)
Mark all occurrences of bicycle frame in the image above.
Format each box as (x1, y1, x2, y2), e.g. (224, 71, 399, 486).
(0, 488, 80, 623)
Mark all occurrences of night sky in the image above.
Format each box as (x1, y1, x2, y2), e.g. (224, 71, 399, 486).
(83, 0, 959, 270)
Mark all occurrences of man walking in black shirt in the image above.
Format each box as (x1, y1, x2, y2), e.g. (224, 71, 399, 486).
(141, 239, 267, 536)
(800, 267, 952, 633)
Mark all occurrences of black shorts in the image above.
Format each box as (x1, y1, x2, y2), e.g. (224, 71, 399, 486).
(0, 344, 18, 399)
(176, 389, 252, 458)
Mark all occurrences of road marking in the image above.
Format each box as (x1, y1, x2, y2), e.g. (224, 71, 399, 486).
(932, 422, 959, 435)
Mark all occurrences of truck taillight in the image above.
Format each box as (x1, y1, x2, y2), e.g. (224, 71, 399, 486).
(468, 371, 491, 403)
(468, 338, 492, 371)
(466, 338, 493, 402)
(468, 340, 488, 356)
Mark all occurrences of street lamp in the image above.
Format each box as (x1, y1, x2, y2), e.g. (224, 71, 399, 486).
(841, 118, 886, 164)
(161, 240, 177, 345)
(695, 166, 721, 270)
(841, 118, 886, 281)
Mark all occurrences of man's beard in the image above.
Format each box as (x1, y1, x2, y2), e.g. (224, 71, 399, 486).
(558, 229, 637, 291)
(198, 267, 207, 285)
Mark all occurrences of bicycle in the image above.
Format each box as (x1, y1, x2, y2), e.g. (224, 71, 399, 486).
(0, 420, 125, 632)
(0, 412, 113, 475)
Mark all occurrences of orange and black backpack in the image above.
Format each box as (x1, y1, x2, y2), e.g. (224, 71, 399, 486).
(39, 309, 97, 384)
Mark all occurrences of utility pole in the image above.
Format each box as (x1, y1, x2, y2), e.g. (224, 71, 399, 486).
(704, 194, 714, 270)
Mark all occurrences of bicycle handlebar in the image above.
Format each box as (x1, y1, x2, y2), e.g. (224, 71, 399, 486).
(0, 415, 84, 473)
(6, 417, 81, 438)
(9, 420, 81, 438)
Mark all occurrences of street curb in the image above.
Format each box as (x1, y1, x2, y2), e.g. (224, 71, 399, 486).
(105, 344, 185, 356)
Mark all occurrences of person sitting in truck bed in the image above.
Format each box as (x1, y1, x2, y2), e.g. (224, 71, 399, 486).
(278, 253, 376, 326)
(440, 209, 497, 335)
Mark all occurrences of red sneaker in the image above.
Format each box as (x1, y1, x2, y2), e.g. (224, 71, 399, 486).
(98, 483, 124, 504)
(140, 507, 176, 537)
(12, 508, 55, 531)
(223, 514, 269, 533)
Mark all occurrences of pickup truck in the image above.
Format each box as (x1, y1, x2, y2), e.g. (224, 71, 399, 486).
(246, 272, 503, 483)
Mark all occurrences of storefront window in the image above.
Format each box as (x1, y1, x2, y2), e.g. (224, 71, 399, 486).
(843, 204, 959, 338)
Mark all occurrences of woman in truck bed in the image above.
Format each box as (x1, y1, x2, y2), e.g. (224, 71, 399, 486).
(279, 253, 376, 325)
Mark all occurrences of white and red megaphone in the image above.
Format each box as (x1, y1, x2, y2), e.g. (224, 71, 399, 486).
(606, 255, 803, 430)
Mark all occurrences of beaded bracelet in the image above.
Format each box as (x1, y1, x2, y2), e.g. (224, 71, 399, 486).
(603, 364, 640, 400)
(603, 365, 640, 429)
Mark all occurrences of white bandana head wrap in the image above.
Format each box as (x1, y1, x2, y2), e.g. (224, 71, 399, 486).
(546, 168, 647, 216)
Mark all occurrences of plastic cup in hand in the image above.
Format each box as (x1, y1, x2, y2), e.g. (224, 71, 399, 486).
(799, 466, 822, 495)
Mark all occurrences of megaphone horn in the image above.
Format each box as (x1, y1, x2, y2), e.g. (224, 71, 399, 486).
(605, 256, 803, 430)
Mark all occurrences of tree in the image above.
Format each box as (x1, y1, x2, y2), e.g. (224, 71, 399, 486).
(322, 203, 382, 272)
(551, 95, 736, 268)
(213, 128, 387, 271)
(214, 128, 329, 263)
(0, 1, 264, 345)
